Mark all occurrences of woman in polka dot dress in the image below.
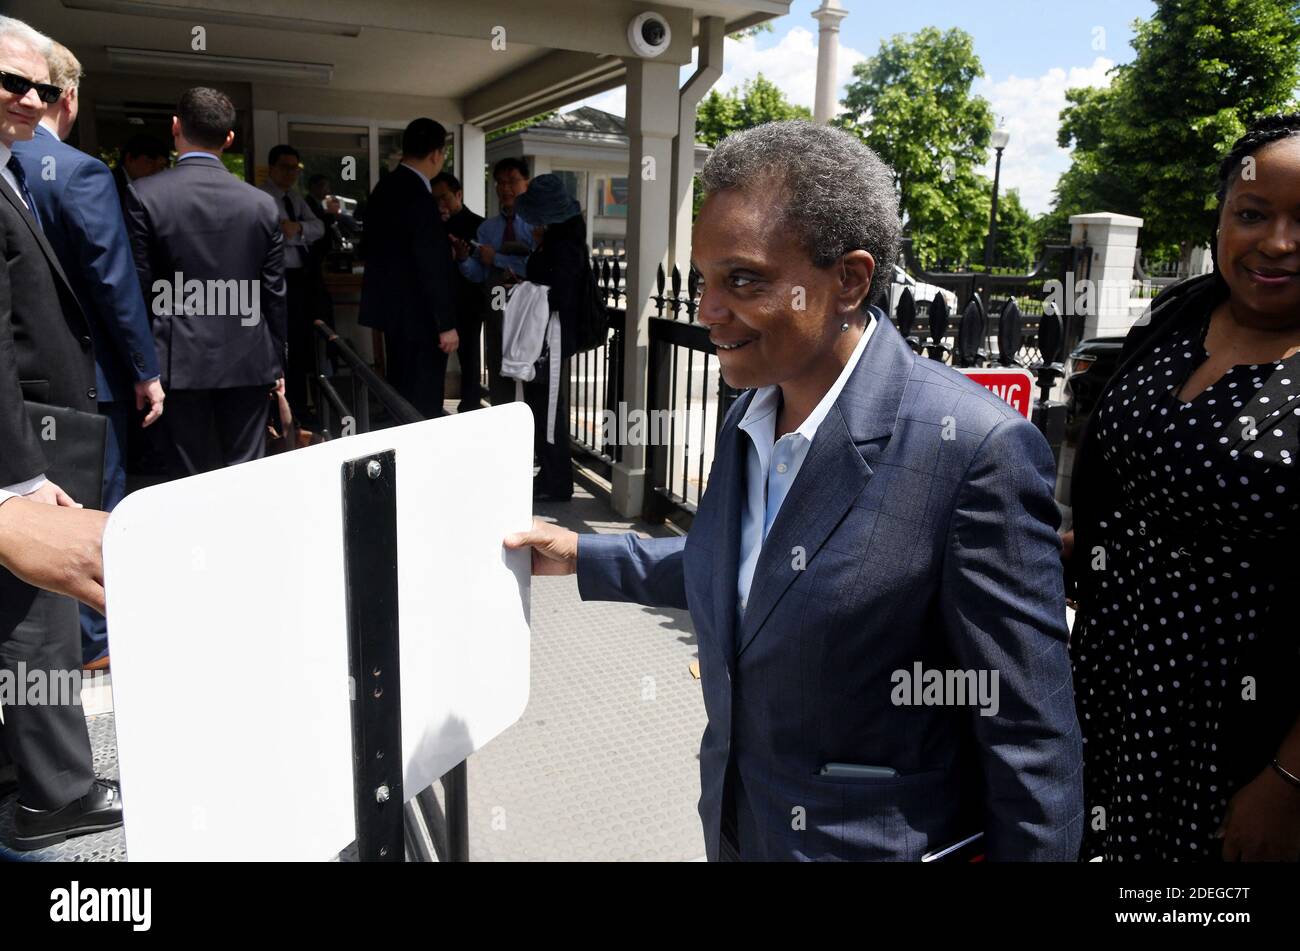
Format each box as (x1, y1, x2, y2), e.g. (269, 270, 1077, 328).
(1066, 116, 1300, 862)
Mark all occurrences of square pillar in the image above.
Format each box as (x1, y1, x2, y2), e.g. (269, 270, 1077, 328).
(457, 123, 486, 216)
(1070, 212, 1144, 339)
(251, 108, 280, 185)
(612, 57, 679, 518)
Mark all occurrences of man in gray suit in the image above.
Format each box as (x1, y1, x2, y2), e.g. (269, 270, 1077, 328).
(125, 86, 286, 477)
(507, 121, 1082, 861)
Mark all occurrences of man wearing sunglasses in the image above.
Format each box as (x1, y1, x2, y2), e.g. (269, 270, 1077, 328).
(12, 39, 163, 672)
(0, 14, 123, 850)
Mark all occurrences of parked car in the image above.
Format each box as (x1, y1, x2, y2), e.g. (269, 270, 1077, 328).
(1063, 335, 1126, 443)
(887, 265, 959, 316)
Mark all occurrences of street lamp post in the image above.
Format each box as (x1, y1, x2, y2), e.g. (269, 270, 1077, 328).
(982, 127, 1010, 308)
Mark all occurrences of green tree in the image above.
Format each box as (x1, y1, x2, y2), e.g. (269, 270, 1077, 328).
(695, 73, 812, 148)
(987, 187, 1036, 269)
(693, 74, 812, 218)
(1054, 0, 1300, 269)
(729, 22, 774, 42)
(837, 26, 995, 265)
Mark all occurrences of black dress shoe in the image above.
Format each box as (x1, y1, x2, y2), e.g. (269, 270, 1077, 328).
(12, 779, 123, 851)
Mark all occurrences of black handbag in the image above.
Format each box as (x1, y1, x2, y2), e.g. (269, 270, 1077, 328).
(22, 401, 108, 510)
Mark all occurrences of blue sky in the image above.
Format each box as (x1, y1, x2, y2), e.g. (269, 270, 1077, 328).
(574, 0, 1158, 215)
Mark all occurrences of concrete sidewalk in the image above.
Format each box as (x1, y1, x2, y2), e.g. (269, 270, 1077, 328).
(461, 479, 707, 861)
(0, 476, 708, 862)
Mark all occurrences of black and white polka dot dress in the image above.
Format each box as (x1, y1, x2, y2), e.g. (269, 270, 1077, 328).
(1072, 316, 1300, 862)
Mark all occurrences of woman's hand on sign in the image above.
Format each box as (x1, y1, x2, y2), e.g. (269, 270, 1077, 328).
(504, 517, 578, 576)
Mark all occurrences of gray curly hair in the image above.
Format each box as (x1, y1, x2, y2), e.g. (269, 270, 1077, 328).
(698, 119, 901, 306)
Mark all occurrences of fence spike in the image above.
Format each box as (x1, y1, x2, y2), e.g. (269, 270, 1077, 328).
(998, 298, 1023, 366)
(895, 287, 916, 337)
(956, 298, 986, 368)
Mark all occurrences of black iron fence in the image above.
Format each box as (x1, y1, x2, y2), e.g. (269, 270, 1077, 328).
(1133, 253, 1182, 300)
(625, 253, 1078, 528)
(308, 319, 470, 863)
(566, 254, 627, 476)
(897, 237, 1093, 362)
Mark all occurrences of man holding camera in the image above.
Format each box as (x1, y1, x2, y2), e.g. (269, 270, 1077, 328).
(451, 157, 535, 408)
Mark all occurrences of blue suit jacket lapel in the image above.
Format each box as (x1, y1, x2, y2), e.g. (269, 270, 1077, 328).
(709, 392, 750, 674)
(735, 314, 916, 659)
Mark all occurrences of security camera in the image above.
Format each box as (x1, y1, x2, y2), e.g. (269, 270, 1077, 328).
(628, 12, 671, 58)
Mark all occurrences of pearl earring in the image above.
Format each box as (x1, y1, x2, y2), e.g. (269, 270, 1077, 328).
(840, 321, 850, 332)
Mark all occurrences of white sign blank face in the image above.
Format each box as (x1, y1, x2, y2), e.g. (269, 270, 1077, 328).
(103, 404, 534, 861)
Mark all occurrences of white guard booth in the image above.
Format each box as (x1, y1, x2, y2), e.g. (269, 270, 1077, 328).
(102, 403, 534, 861)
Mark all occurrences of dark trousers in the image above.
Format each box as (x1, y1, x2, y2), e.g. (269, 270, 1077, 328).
(483, 309, 515, 407)
(284, 268, 316, 423)
(524, 354, 572, 498)
(386, 335, 448, 420)
(78, 400, 131, 664)
(163, 385, 270, 477)
(0, 572, 95, 810)
(456, 309, 484, 414)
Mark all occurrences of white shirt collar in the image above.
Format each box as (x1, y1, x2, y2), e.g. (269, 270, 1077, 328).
(738, 313, 877, 444)
(0, 140, 12, 168)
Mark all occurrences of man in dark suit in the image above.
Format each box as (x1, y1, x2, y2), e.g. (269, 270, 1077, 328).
(432, 172, 485, 413)
(0, 14, 122, 848)
(125, 87, 287, 476)
(111, 134, 168, 215)
(13, 38, 164, 667)
(359, 118, 458, 419)
(507, 120, 1082, 861)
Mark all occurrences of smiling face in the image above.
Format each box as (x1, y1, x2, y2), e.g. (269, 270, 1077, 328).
(0, 35, 49, 146)
(1217, 136, 1300, 321)
(690, 186, 874, 393)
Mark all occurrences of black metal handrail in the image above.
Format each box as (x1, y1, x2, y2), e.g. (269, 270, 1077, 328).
(308, 319, 470, 863)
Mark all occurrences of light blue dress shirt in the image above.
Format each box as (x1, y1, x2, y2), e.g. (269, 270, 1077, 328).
(734, 315, 877, 626)
(458, 211, 535, 283)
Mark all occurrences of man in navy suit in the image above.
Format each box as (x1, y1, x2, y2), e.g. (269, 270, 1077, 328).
(13, 38, 163, 667)
(507, 121, 1083, 861)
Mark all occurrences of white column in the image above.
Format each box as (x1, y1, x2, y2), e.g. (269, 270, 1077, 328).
(812, 0, 848, 124)
(613, 58, 679, 517)
(1188, 245, 1214, 275)
(1070, 212, 1144, 339)
(585, 171, 598, 247)
(457, 123, 486, 216)
(251, 108, 280, 185)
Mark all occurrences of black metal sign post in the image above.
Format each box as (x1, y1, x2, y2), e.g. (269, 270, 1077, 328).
(341, 449, 404, 861)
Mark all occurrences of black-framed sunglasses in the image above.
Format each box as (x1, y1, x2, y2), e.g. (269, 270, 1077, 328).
(0, 70, 63, 105)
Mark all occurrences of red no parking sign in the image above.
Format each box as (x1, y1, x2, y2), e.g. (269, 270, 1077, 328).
(958, 368, 1035, 419)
